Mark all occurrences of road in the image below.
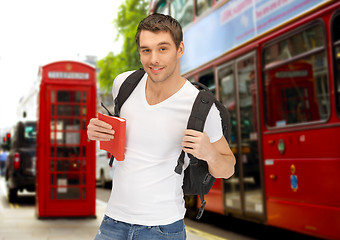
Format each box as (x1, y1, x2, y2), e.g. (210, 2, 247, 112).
(0, 177, 318, 240)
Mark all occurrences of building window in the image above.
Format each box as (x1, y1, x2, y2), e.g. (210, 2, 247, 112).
(196, 0, 212, 17)
(155, 0, 169, 14)
(170, 0, 194, 28)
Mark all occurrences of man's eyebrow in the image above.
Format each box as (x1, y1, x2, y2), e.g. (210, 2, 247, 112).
(158, 41, 171, 46)
(139, 41, 171, 49)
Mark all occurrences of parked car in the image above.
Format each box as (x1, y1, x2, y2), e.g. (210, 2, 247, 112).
(96, 141, 115, 188)
(5, 121, 36, 202)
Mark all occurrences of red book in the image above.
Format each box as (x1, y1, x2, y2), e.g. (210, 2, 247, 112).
(97, 112, 126, 161)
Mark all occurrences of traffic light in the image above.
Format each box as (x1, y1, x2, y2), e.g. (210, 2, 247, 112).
(1, 133, 11, 150)
(6, 133, 11, 144)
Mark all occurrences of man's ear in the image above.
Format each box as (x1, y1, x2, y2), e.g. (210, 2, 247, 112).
(177, 41, 184, 58)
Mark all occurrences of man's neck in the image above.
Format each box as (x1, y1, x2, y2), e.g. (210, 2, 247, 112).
(145, 75, 186, 105)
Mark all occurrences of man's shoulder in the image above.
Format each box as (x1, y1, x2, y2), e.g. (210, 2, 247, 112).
(112, 70, 137, 97)
(119, 70, 137, 78)
(114, 70, 136, 84)
(112, 70, 144, 93)
(183, 80, 199, 95)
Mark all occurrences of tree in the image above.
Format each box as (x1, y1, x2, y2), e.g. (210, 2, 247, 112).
(97, 0, 149, 93)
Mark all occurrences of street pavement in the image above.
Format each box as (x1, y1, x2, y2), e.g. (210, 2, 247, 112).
(0, 177, 226, 240)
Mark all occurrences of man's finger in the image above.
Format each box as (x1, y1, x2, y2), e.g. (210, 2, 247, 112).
(184, 129, 201, 136)
(182, 135, 195, 143)
(91, 118, 112, 129)
(91, 131, 114, 139)
(182, 141, 195, 149)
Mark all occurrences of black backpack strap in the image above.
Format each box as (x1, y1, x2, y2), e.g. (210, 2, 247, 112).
(179, 90, 214, 219)
(108, 68, 145, 167)
(175, 83, 224, 219)
(114, 68, 146, 117)
(189, 85, 230, 219)
(188, 91, 215, 220)
(174, 90, 214, 174)
(192, 81, 231, 143)
(175, 81, 231, 220)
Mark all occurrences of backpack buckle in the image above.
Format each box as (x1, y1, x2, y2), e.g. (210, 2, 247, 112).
(203, 173, 212, 184)
(196, 200, 206, 220)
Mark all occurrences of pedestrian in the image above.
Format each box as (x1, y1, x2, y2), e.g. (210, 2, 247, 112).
(87, 13, 235, 240)
(0, 150, 7, 176)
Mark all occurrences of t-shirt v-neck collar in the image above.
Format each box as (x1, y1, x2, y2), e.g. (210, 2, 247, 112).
(141, 75, 189, 109)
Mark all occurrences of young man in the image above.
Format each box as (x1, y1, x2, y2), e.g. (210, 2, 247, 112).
(88, 13, 235, 240)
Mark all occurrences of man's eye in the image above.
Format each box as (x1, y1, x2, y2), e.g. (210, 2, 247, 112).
(142, 49, 150, 53)
(160, 48, 167, 51)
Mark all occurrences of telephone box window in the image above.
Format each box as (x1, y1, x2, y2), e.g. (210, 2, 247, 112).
(82, 91, 87, 102)
(51, 189, 55, 200)
(51, 91, 55, 103)
(57, 105, 81, 116)
(50, 160, 55, 171)
(56, 188, 81, 200)
(57, 91, 81, 103)
(51, 174, 54, 185)
(82, 188, 86, 199)
(50, 147, 55, 157)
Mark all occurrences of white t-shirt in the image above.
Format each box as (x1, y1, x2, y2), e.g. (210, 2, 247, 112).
(105, 71, 223, 226)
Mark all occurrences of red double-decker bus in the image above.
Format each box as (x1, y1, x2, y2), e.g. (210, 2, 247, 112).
(151, 0, 340, 239)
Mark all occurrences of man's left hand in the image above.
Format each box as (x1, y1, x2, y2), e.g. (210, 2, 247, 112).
(181, 129, 214, 161)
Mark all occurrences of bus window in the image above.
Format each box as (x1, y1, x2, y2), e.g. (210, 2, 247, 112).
(196, 0, 212, 17)
(263, 23, 329, 127)
(170, 0, 193, 28)
(333, 13, 340, 116)
(265, 25, 324, 66)
(198, 69, 215, 95)
(155, 0, 169, 15)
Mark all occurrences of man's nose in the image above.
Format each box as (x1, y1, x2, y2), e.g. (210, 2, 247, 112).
(150, 52, 160, 65)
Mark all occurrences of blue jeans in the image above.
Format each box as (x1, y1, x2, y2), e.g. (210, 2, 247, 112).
(94, 215, 186, 240)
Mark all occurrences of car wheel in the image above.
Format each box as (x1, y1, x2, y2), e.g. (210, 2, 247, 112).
(8, 188, 18, 203)
(100, 170, 106, 188)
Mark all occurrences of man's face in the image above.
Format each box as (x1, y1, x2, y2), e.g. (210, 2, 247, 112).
(138, 30, 184, 84)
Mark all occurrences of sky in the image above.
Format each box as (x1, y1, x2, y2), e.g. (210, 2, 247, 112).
(0, 0, 125, 131)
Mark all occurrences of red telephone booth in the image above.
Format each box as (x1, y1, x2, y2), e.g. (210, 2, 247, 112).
(35, 61, 96, 218)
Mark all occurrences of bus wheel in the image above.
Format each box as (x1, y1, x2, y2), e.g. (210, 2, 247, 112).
(185, 195, 198, 219)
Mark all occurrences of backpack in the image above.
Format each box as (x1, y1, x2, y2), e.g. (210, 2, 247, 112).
(104, 68, 231, 219)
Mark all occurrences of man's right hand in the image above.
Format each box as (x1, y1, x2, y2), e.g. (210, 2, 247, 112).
(87, 118, 115, 141)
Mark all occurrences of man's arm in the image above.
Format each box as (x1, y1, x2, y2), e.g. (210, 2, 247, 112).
(87, 118, 115, 141)
(182, 129, 235, 179)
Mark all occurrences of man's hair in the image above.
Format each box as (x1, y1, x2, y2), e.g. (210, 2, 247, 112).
(136, 13, 183, 49)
